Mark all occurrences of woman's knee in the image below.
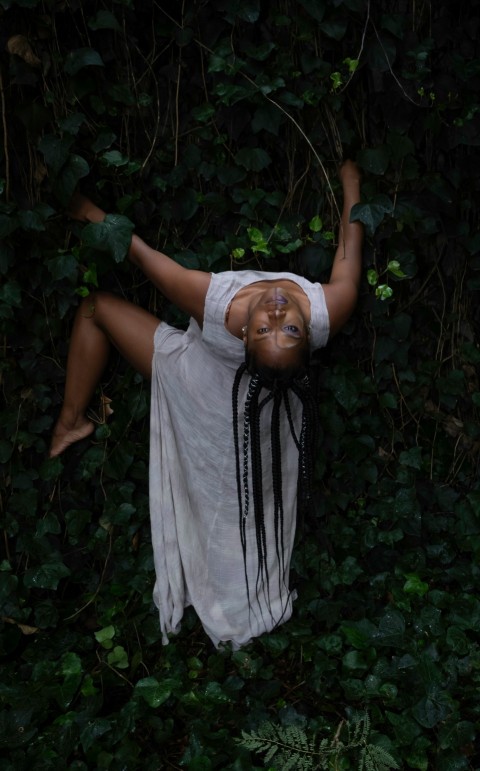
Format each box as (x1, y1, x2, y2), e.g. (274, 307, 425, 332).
(78, 291, 129, 324)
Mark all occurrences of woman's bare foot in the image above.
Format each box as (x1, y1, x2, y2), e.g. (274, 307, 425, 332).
(67, 192, 106, 224)
(49, 416, 95, 457)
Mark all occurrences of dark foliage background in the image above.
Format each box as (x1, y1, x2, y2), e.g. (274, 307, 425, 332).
(1, 0, 480, 768)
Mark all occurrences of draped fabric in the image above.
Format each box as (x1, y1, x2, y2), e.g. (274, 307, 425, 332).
(149, 271, 330, 647)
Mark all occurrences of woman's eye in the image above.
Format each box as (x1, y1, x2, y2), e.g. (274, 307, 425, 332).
(257, 327, 269, 334)
(284, 325, 299, 333)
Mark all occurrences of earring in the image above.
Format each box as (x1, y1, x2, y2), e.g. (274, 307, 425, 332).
(242, 325, 247, 334)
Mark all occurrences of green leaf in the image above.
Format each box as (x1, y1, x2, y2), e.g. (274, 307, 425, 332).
(192, 103, 216, 123)
(176, 26, 194, 46)
(375, 609, 406, 646)
(0, 213, 18, 239)
(357, 146, 391, 175)
(232, 0, 260, 23)
(58, 112, 86, 135)
(64, 47, 104, 75)
(135, 676, 172, 707)
(376, 284, 394, 300)
(88, 10, 121, 31)
(399, 447, 423, 469)
(61, 652, 83, 676)
(445, 626, 469, 655)
(326, 371, 359, 412)
(23, 560, 71, 590)
(47, 253, 79, 282)
(101, 149, 129, 168)
(387, 259, 407, 278)
(95, 626, 116, 648)
(55, 154, 90, 206)
(64, 509, 92, 539)
(38, 135, 74, 174)
(234, 148, 271, 171)
(91, 130, 117, 153)
(351, 196, 394, 235)
(80, 718, 111, 752)
(309, 215, 323, 232)
(36, 511, 61, 537)
(251, 105, 281, 135)
(321, 20, 348, 41)
(412, 686, 454, 728)
(82, 213, 134, 262)
(297, 0, 326, 22)
(0, 439, 13, 463)
(172, 188, 200, 221)
(18, 207, 50, 233)
(0, 280, 22, 307)
(403, 573, 429, 597)
(107, 645, 129, 669)
(38, 456, 63, 481)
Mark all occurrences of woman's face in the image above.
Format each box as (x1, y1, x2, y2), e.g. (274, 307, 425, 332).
(243, 287, 309, 366)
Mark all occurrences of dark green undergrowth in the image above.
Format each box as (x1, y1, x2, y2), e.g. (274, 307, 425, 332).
(1, 0, 480, 768)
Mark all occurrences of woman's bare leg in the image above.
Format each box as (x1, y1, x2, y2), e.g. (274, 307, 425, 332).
(50, 291, 160, 457)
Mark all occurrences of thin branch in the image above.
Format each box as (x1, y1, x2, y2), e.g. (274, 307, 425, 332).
(336, 0, 371, 94)
(0, 67, 10, 201)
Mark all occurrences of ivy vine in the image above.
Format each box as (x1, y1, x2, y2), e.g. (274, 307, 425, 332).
(1, 0, 479, 769)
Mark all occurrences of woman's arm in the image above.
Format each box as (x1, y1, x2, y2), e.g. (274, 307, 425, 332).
(322, 160, 364, 337)
(128, 235, 211, 326)
(69, 193, 211, 326)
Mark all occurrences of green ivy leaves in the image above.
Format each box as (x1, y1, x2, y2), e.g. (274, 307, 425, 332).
(81, 214, 135, 263)
(351, 196, 394, 235)
(2, 1, 480, 769)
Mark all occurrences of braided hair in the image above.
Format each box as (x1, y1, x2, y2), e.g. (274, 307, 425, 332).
(232, 349, 319, 627)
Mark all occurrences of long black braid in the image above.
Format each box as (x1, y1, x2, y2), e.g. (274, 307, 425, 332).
(232, 360, 319, 624)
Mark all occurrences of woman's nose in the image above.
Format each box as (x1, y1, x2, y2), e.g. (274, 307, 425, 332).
(268, 308, 286, 318)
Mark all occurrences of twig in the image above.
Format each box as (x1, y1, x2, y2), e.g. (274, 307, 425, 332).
(336, 0, 371, 94)
(64, 530, 113, 620)
(372, 21, 422, 106)
(0, 67, 10, 201)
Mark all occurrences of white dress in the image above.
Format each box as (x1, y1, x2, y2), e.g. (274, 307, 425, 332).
(149, 270, 330, 647)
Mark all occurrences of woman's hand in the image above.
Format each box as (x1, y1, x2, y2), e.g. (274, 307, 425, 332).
(67, 192, 106, 224)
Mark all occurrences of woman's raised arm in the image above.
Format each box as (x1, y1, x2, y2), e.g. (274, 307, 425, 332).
(322, 160, 364, 337)
(69, 193, 211, 326)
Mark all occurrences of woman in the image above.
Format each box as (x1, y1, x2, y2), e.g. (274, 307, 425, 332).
(50, 160, 363, 647)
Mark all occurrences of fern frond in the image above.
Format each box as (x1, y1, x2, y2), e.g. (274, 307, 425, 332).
(238, 721, 313, 768)
(282, 751, 313, 770)
(237, 710, 398, 771)
(348, 710, 370, 747)
(239, 722, 279, 753)
(361, 742, 400, 771)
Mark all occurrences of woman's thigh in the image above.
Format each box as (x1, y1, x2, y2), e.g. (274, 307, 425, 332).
(92, 292, 161, 378)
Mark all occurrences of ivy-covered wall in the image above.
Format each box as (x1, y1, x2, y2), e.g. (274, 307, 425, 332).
(1, 0, 479, 768)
